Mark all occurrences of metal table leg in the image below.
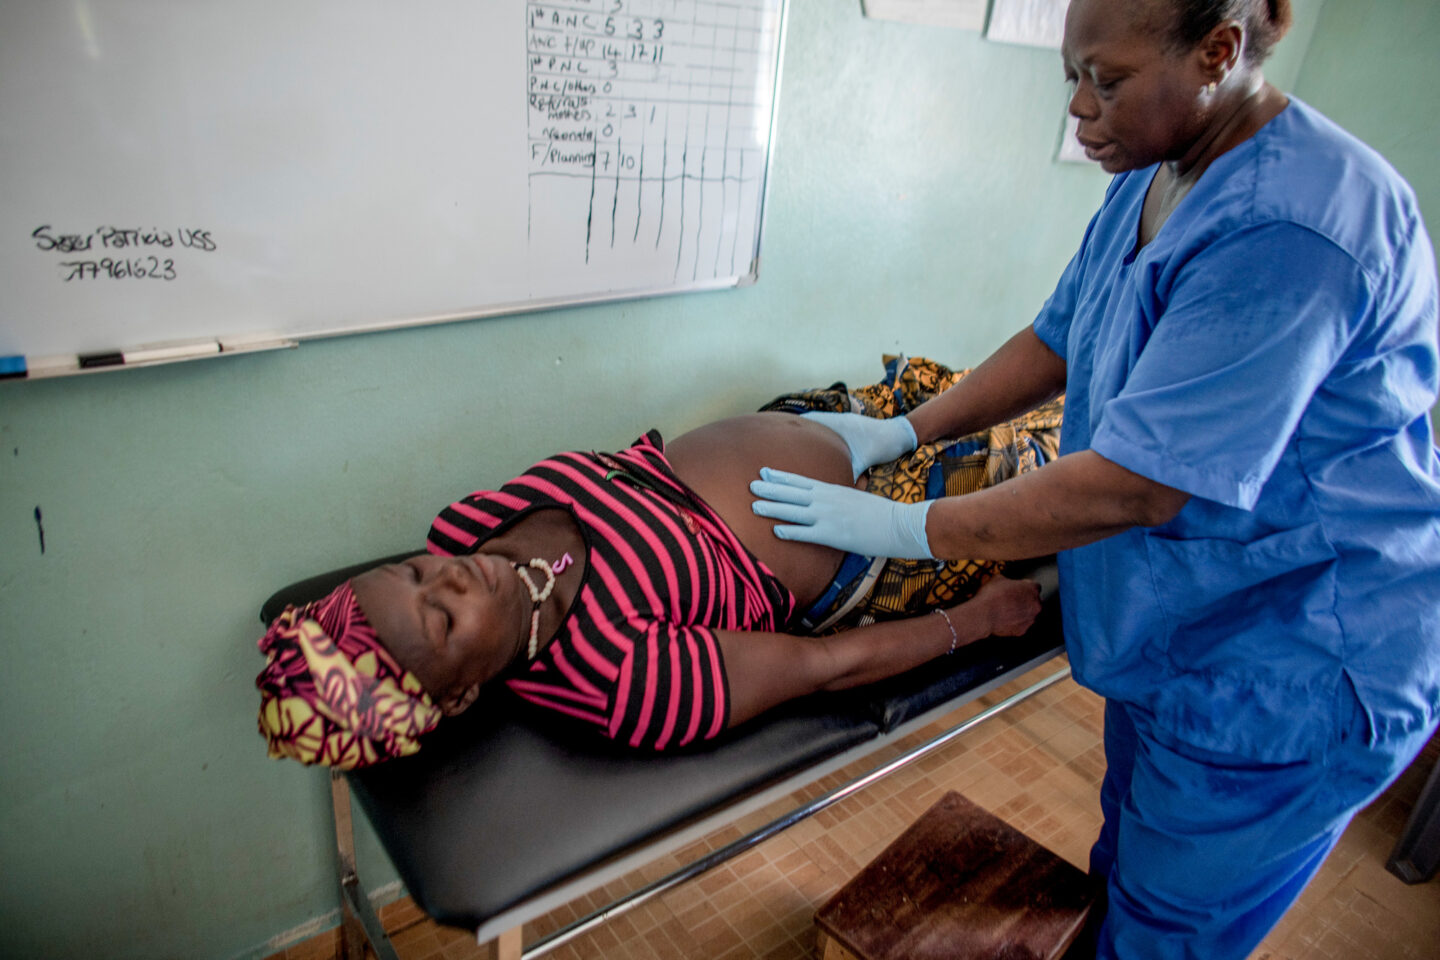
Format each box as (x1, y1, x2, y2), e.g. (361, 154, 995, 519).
(332, 770, 403, 960)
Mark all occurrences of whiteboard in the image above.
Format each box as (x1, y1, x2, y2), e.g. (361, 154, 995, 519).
(0, 0, 788, 372)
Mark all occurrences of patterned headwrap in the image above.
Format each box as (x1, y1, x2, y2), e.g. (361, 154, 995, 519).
(255, 581, 443, 769)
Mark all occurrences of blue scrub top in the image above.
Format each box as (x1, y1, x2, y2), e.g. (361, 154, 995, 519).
(1033, 99, 1440, 763)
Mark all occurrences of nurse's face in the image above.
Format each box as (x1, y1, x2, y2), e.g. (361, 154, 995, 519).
(351, 552, 529, 714)
(1061, 0, 1209, 173)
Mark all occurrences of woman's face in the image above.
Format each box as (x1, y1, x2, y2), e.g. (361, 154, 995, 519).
(1062, 0, 1209, 173)
(351, 552, 528, 713)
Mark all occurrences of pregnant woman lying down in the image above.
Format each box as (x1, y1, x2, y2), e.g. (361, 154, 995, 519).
(256, 358, 1058, 769)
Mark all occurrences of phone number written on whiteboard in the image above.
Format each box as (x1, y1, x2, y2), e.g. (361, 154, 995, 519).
(31, 225, 219, 282)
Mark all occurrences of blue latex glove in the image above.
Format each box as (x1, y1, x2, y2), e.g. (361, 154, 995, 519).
(750, 467, 934, 559)
(801, 411, 917, 481)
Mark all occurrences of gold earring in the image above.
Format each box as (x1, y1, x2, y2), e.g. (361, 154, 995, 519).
(1204, 81, 1218, 95)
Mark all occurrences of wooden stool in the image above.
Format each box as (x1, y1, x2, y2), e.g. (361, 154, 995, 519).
(814, 791, 1095, 960)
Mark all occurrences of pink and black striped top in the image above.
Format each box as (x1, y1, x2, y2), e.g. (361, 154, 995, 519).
(426, 431, 796, 752)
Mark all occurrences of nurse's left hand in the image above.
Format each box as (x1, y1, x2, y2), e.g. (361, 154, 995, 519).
(800, 411, 917, 480)
(750, 468, 934, 559)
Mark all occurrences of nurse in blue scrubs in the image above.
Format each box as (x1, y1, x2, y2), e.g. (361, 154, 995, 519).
(752, 0, 1440, 956)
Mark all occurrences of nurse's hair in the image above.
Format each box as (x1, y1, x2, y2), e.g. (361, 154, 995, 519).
(1158, 0, 1294, 64)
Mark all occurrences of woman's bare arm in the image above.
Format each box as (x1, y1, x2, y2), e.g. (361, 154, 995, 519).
(923, 449, 1190, 561)
(716, 576, 1043, 728)
(906, 327, 1068, 444)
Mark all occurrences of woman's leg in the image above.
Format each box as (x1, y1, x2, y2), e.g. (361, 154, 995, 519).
(1089, 699, 1139, 884)
(1092, 699, 1427, 960)
(1060, 699, 1137, 959)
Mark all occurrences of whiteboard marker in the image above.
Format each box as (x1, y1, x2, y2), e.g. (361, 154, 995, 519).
(78, 351, 124, 369)
(123, 341, 221, 364)
(25, 354, 81, 378)
(219, 333, 298, 354)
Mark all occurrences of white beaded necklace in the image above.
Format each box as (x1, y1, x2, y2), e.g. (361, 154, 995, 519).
(512, 553, 578, 660)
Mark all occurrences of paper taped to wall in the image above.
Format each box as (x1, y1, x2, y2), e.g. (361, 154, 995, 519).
(986, 0, 1071, 49)
(861, 0, 987, 31)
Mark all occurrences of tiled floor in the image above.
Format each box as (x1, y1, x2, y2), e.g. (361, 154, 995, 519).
(266, 660, 1440, 960)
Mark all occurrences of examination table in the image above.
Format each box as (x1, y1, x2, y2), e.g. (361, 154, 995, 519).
(261, 554, 1069, 960)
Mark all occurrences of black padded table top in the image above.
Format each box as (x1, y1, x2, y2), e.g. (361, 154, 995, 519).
(262, 556, 1064, 931)
(348, 690, 881, 928)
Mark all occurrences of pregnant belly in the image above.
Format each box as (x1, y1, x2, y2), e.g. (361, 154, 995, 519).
(664, 412, 855, 610)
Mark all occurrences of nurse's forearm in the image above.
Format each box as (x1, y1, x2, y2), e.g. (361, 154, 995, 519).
(907, 327, 1067, 445)
(924, 450, 1190, 560)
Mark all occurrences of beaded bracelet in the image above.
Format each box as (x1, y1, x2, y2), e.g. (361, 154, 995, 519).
(934, 608, 959, 655)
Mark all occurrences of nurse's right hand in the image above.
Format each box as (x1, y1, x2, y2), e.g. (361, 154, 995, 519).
(801, 412, 917, 480)
(751, 468, 934, 559)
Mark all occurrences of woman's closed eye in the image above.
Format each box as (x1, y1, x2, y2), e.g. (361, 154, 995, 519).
(424, 599, 451, 644)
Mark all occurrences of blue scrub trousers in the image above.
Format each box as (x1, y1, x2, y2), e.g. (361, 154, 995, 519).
(1088, 697, 1432, 960)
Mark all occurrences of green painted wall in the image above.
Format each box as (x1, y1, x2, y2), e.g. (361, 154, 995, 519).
(1293, 0, 1439, 243)
(5, 1, 1420, 957)
(1290, 0, 1440, 429)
